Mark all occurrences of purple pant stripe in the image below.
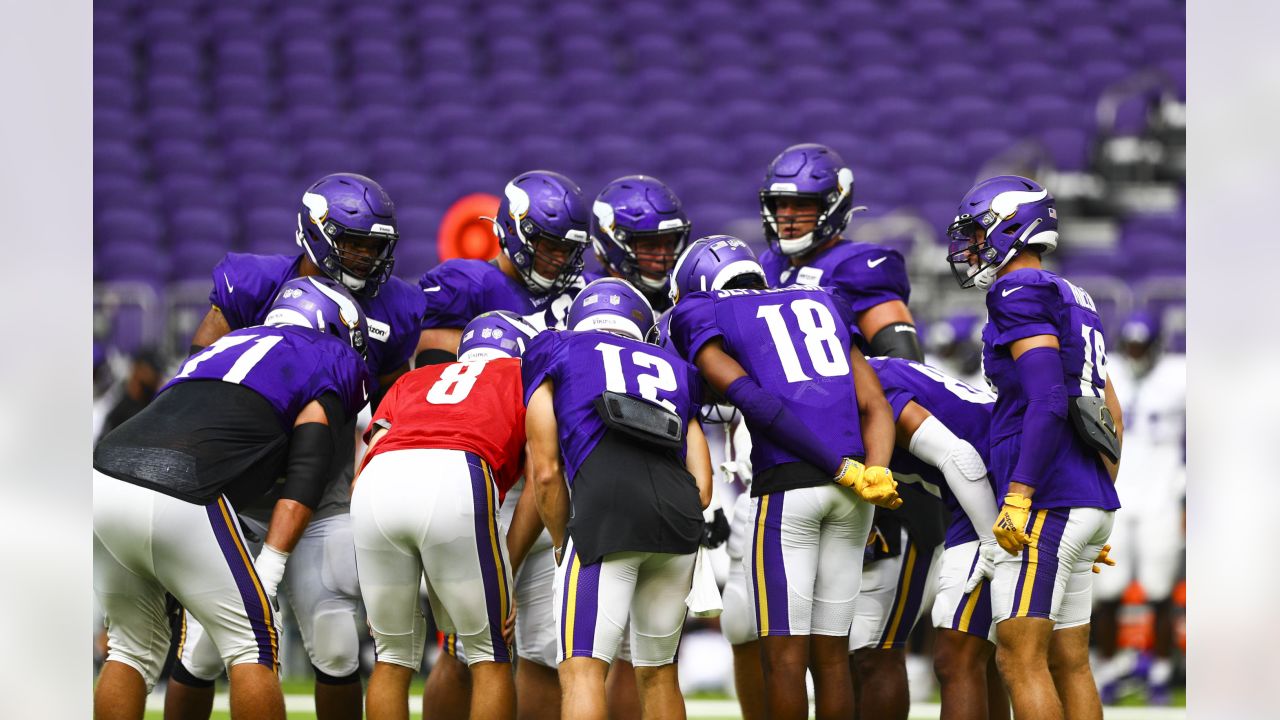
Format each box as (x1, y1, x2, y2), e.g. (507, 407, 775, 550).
(763, 493, 790, 635)
(1028, 510, 1068, 614)
(468, 458, 510, 662)
(205, 500, 276, 669)
(888, 542, 937, 645)
(572, 558, 603, 657)
(560, 544, 575, 656)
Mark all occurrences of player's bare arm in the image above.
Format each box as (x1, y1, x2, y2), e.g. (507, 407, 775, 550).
(856, 298, 914, 343)
(415, 327, 463, 361)
(850, 349, 896, 468)
(526, 380, 569, 554)
(189, 304, 231, 352)
(505, 474, 547, 574)
(685, 420, 714, 509)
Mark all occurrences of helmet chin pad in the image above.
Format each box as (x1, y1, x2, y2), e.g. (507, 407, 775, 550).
(777, 231, 817, 255)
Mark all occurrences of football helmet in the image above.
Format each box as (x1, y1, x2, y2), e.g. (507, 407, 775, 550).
(566, 277, 655, 341)
(265, 276, 369, 359)
(591, 175, 691, 299)
(946, 175, 1059, 290)
(1120, 309, 1162, 377)
(760, 143, 859, 256)
(494, 170, 590, 295)
(457, 310, 540, 361)
(669, 234, 767, 303)
(295, 173, 399, 297)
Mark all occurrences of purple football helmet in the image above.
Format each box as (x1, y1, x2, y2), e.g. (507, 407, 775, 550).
(591, 175, 691, 299)
(760, 143, 859, 256)
(295, 173, 398, 297)
(669, 234, 767, 303)
(1120, 309, 1162, 374)
(265, 276, 369, 359)
(946, 175, 1059, 290)
(494, 170, 590, 295)
(457, 310, 540, 361)
(566, 277, 655, 341)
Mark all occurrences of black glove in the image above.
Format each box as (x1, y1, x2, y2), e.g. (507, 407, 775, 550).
(701, 508, 731, 549)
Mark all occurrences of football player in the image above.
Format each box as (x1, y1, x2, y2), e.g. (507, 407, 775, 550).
(415, 169, 591, 364)
(1091, 311, 1185, 705)
(863, 356, 1010, 720)
(669, 235, 899, 720)
(353, 311, 539, 720)
(924, 312, 987, 390)
(589, 174, 692, 313)
(414, 169, 590, 720)
(523, 278, 713, 720)
(94, 278, 371, 720)
(948, 176, 1123, 720)
(756, 143, 942, 718)
(169, 173, 425, 720)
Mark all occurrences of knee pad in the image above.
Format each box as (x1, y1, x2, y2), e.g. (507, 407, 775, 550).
(171, 662, 217, 689)
(314, 665, 361, 686)
(178, 622, 224, 683)
(308, 608, 361, 677)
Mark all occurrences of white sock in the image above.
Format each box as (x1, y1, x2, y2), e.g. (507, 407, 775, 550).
(1149, 657, 1173, 686)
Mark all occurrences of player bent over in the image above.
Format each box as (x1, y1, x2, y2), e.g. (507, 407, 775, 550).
(948, 176, 1123, 720)
(523, 278, 713, 720)
(352, 311, 539, 720)
(667, 235, 899, 720)
(93, 278, 370, 720)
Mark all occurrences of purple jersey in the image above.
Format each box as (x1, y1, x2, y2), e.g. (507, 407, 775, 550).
(869, 357, 997, 547)
(418, 258, 582, 333)
(652, 307, 674, 351)
(210, 253, 424, 389)
(669, 287, 863, 489)
(983, 269, 1121, 511)
(761, 240, 910, 314)
(521, 330, 703, 485)
(162, 325, 370, 429)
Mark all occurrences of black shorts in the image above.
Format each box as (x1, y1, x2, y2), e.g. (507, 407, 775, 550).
(568, 429, 703, 565)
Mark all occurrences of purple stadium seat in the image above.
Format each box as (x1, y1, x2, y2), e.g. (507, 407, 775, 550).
(170, 240, 233, 281)
(1003, 63, 1081, 105)
(913, 29, 970, 62)
(241, 206, 298, 255)
(95, 43, 134, 80)
(95, 242, 173, 283)
(215, 40, 272, 78)
(351, 72, 418, 108)
(141, 8, 203, 44)
(377, 172, 433, 210)
(170, 208, 236, 252)
(98, 208, 163, 249)
(393, 235, 440, 283)
(420, 37, 476, 75)
(590, 135, 652, 179)
(158, 173, 233, 212)
(634, 67, 699, 105)
(351, 38, 409, 77)
(282, 39, 338, 77)
(214, 75, 274, 111)
(368, 137, 426, 176)
(145, 74, 204, 111)
(959, 128, 1017, 175)
(846, 32, 911, 69)
(146, 107, 212, 143)
(95, 140, 146, 178)
(852, 64, 917, 103)
(1021, 94, 1092, 134)
(872, 97, 943, 136)
(298, 138, 370, 180)
(1039, 126, 1091, 171)
(151, 138, 222, 176)
(419, 70, 480, 106)
(1078, 60, 1135, 96)
(1139, 24, 1185, 64)
(96, 108, 137, 144)
(225, 137, 292, 175)
(207, 7, 265, 42)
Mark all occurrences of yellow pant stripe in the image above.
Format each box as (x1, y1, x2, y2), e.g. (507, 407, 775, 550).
(753, 496, 771, 636)
(1015, 510, 1050, 618)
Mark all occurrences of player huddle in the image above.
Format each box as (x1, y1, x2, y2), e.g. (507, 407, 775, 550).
(93, 143, 1126, 720)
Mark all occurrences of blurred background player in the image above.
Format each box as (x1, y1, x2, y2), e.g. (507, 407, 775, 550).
(413, 169, 590, 720)
(756, 142, 945, 718)
(523, 278, 713, 720)
(169, 173, 424, 720)
(923, 313, 987, 391)
(353, 311, 539, 720)
(666, 236, 770, 720)
(589, 174, 692, 314)
(948, 175, 1122, 720)
(1090, 311, 1185, 705)
(864, 356, 1010, 720)
(669, 235, 899, 720)
(93, 277, 371, 720)
(97, 347, 165, 439)
(416, 169, 591, 365)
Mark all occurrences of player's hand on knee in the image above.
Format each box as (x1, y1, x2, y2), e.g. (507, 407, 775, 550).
(992, 493, 1033, 555)
(254, 544, 289, 600)
(1091, 543, 1116, 573)
(963, 540, 999, 594)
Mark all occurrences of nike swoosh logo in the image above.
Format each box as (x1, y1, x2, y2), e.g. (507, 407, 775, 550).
(361, 381, 368, 401)
(867, 257, 887, 268)
(224, 274, 234, 293)
(423, 286, 442, 293)
(1001, 286, 1024, 297)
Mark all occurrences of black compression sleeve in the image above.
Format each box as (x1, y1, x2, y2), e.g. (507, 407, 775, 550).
(415, 348, 457, 367)
(279, 422, 334, 509)
(869, 322, 924, 361)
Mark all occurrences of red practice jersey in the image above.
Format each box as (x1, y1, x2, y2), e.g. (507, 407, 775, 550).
(361, 357, 526, 500)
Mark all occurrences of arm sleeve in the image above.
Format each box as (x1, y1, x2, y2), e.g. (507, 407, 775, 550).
(833, 249, 910, 312)
(725, 375, 843, 475)
(669, 294, 723, 361)
(1009, 346, 1071, 489)
(987, 281, 1060, 348)
(419, 261, 484, 330)
(908, 414, 998, 542)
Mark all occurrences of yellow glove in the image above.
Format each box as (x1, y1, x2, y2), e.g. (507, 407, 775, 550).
(1091, 544, 1116, 573)
(855, 464, 903, 509)
(834, 457, 865, 489)
(992, 493, 1033, 555)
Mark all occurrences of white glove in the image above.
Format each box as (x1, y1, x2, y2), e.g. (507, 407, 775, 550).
(962, 539, 999, 595)
(254, 544, 290, 599)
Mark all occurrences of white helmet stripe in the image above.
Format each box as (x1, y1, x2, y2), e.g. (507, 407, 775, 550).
(307, 276, 360, 328)
(990, 189, 1048, 219)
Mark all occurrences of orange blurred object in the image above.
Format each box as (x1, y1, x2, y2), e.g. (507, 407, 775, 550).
(1172, 579, 1186, 651)
(1117, 580, 1154, 651)
(438, 193, 501, 261)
